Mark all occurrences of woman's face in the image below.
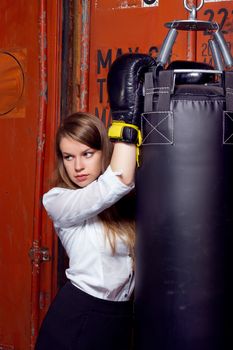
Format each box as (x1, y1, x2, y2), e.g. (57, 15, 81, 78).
(60, 136, 103, 188)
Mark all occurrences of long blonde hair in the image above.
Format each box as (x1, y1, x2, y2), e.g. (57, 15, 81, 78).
(55, 112, 135, 256)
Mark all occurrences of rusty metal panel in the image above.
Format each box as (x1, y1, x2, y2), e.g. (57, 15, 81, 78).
(37, 0, 62, 335)
(197, 0, 233, 64)
(0, 1, 39, 348)
(0, 1, 62, 349)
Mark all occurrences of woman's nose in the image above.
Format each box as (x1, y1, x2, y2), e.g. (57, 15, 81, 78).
(74, 157, 84, 171)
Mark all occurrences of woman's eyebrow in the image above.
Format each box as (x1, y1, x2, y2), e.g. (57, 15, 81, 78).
(82, 148, 94, 153)
(62, 148, 93, 155)
(62, 151, 74, 155)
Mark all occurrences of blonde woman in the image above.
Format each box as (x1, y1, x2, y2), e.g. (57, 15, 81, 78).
(36, 53, 154, 349)
(35, 112, 136, 350)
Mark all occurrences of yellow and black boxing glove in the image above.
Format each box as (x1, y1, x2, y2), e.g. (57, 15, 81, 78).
(107, 53, 156, 166)
(108, 121, 142, 167)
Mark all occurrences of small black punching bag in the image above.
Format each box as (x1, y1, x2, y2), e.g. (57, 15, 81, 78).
(134, 10, 233, 349)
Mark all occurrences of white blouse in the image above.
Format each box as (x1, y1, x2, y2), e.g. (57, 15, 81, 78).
(43, 166, 135, 301)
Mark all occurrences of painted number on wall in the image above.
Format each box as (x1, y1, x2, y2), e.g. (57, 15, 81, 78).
(203, 7, 233, 34)
(201, 7, 233, 65)
(95, 45, 159, 125)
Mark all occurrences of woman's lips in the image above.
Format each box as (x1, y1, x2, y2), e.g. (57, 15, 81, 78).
(75, 174, 88, 182)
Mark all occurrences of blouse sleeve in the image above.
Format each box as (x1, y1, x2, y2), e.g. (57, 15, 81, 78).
(42, 166, 134, 228)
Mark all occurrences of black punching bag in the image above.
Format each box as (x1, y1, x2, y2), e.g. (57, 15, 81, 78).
(135, 68, 233, 349)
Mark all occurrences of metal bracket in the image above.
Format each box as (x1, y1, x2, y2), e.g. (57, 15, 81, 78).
(183, 0, 204, 13)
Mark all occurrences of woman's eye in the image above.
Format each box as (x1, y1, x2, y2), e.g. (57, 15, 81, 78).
(84, 151, 94, 158)
(64, 155, 73, 161)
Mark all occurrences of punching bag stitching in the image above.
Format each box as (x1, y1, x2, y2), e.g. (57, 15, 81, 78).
(224, 71, 233, 111)
(223, 111, 233, 145)
(141, 111, 173, 145)
(157, 91, 171, 94)
(157, 70, 174, 112)
(172, 99, 225, 102)
(144, 72, 154, 113)
(143, 114, 170, 143)
(145, 87, 171, 94)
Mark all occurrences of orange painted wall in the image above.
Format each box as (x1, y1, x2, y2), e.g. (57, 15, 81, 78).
(0, 1, 39, 348)
(0, 1, 62, 349)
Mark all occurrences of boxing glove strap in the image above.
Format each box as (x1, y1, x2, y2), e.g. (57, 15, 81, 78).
(108, 121, 142, 166)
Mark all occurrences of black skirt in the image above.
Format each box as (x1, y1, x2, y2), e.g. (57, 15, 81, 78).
(35, 281, 134, 350)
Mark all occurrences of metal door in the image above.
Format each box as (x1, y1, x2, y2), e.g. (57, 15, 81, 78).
(0, 1, 62, 349)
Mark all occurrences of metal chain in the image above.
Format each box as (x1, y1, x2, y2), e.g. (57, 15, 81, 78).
(183, 0, 204, 12)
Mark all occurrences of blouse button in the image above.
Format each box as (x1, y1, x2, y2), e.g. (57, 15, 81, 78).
(124, 293, 128, 298)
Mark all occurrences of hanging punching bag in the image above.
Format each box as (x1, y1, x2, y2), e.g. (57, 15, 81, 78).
(134, 4, 233, 348)
(135, 66, 233, 350)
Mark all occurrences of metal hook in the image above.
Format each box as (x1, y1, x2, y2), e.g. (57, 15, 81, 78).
(189, 6, 197, 20)
(183, 0, 204, 13)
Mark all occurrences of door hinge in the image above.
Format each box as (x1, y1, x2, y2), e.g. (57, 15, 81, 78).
(29, 244, 51, 263)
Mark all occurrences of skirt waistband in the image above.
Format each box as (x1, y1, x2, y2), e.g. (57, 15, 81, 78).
(66, 281, 133, 315)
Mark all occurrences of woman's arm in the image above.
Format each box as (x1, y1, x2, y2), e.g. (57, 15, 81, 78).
(110, 142, 136, 186)
(107, 54, 155, 187)
(43, 166, 134, 228)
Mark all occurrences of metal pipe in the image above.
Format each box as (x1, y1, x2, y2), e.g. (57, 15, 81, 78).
(209, 39, 224, 71)
(214, 30, 233, 68)
(157, 28, 178, 66)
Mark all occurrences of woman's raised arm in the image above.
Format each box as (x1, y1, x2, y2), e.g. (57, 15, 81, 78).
(107, 53, 156, 186)
(110, 143, 136, 186)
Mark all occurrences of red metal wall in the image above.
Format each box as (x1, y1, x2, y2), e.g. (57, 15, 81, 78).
(0, 1, 62, 349)
(0, 2, 39, 348)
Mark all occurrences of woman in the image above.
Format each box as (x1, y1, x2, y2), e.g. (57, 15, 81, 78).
(35, 112, 136, 350)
